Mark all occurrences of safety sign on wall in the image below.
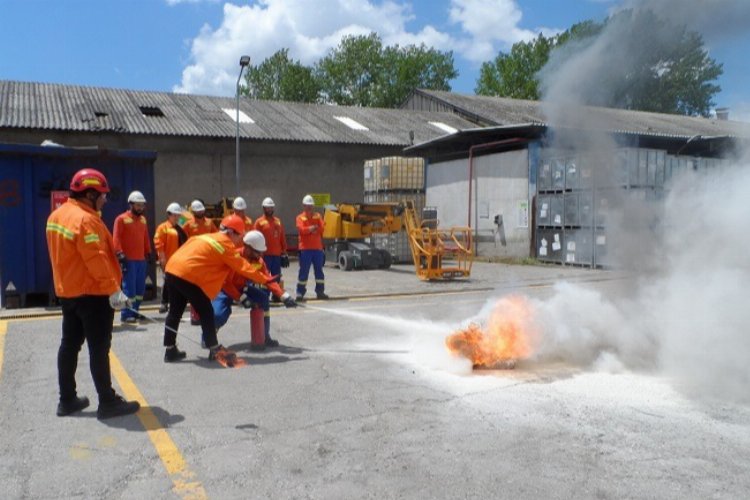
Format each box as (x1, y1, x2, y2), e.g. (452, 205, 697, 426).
(517, 200, 529, 228)
(51, 190, 70, 212)
(309, 193, 331, 207)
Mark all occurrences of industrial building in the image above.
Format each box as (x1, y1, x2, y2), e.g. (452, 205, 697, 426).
(403, 89, 750, 264)
(2, 80, 750, 305)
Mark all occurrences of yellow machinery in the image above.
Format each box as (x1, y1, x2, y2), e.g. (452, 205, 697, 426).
(403, 200, 473, 280)
(323, 202, 404, 270)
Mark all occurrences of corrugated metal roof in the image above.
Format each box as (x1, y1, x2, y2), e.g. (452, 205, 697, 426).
(410, 89, 750, 139)
(0, 80, 476, 146)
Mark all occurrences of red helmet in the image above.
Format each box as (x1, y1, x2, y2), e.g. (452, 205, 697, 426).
(220, 214, 245, 235)
(70, 168, 110, 193)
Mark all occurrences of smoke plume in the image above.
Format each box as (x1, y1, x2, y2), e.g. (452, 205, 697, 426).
(529, 0, 750, 403)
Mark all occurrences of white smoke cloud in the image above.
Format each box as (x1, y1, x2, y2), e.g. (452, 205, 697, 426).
(173, 0, 555, 95)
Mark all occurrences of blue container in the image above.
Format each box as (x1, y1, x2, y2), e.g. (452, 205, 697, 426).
(0, 143, 156, 307)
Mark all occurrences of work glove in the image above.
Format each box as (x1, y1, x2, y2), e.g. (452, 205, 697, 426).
(280, 254, 290, 268)
(280, 292, 297, 308)
(116, 252, 127, 275)
(109, 289, 132, 310)
(238, 289, 254, 309)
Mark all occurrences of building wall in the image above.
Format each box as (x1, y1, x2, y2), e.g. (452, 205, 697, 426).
(0, 128, 403, 230)
(425, 148, 531, 258)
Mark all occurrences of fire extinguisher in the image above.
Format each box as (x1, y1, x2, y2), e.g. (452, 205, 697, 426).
(250, 306, 265, 351)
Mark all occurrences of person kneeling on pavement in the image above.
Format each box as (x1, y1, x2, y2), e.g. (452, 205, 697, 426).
(162, 215, 279, 366)
(212, 230, 297, 348)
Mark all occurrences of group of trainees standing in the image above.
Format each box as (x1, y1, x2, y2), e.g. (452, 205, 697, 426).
(46, 167, 328, 420)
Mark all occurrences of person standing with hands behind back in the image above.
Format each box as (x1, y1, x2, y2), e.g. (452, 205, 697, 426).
(153, 202, 188, 313)
(113, 190, 152, 324)
(295, 194, 328, 301)
(46, 168, 140, 420)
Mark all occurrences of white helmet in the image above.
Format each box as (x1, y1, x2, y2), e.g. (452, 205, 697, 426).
(232, 197, 247, 210)
(243, 230, 267, 252)
(190, 200, 205, 212)
(262, 197, 275, 208)
(128, 191, 146, 204)
(302, 194, 314, 206)
(166, 202, 182, 215)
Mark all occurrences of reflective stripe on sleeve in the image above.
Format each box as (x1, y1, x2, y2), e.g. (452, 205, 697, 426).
(46, 222, 75, 240)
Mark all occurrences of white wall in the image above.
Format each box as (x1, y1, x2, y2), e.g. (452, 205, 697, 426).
(426, 149, 531, 258)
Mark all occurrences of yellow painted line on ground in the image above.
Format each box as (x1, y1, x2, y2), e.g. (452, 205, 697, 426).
(0, 321, 7, 382)
(109, 351, 207, 500)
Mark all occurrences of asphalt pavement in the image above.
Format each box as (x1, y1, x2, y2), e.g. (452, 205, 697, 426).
(1, 261, 748, 499)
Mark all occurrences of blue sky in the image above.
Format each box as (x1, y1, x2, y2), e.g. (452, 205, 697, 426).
(0, 0, 747, 120)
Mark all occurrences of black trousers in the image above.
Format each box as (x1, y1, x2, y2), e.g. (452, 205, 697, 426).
(164, 273, 218, 348)
(58, 295, 116, 403)
(161, 279, 170, 306)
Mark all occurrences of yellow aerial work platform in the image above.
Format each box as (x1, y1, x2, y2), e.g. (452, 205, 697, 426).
(403, 200, 473, 281)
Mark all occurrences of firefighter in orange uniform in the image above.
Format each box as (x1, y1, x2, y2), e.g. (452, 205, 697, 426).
(153, 202, 188, 313)
(181, 199, 218, 324)
(232, 196, 254, 233)
(113, 190, 152, 323)
(254, 197, 288, 301)
(211, 230, 297, 348)
(162, 214, 274, 366)
(46, 168, 140, 420)
(182, 199, 218, 237)
(295, 194, 328, 301)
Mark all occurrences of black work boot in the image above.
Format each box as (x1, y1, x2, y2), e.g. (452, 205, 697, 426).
(158, 303, 168, 314)
(56, 396, 90, 417)
(164, 346, 187, 362)
(97, 395, 140, 420)
(316, 292, 329, 300)
(265, 336, 279, 348)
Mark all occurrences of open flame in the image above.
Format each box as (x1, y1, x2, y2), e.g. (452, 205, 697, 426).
(445, 295, 538, 369)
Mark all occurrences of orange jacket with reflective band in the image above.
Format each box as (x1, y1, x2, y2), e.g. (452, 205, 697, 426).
(153, 220, 181, 263)
(166, 232, 273, 299)
(182, 215, 217, 238)
(236, 213, 253, 233)
(221, 256, 283, 301)
(46, 198, 122, 298)
(254, 215, 287, 256)
(113, 210, 151, 260)
(296, 211, 324, 250)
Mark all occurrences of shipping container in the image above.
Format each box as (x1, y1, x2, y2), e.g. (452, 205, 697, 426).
(551, 159, 565, 190)
(0, 143, 157, 308)
(536, 195, 550, 226)
(564, 157, 579, 190)
(536, 228, 563, 263)
(537, 160, 552, 191)
(549, 194, 564, 227)
(563, 192, 578, 226)
(563, 229, 594, 266)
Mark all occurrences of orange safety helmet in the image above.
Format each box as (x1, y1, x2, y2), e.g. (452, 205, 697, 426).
(70, 168, 110, 193)
(220, 214, 245, 235)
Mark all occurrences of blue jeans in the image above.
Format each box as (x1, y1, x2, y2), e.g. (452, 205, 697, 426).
(121, 260, 146, 320)
(297, 249, 325, 297)
(212, 285, 272, 339)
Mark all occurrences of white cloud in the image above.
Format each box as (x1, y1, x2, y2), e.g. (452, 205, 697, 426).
(448, 0, 554, 62)
(174, 0, 558, 95)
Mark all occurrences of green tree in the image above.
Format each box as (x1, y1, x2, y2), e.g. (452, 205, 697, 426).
(242, 49, 320, 103)
(377, 44, 458, 107)
(476, 11, 722, 117)
(316, 33, 384, 106)
(316, 33, 458, 107)
(475, 33, 553, 100)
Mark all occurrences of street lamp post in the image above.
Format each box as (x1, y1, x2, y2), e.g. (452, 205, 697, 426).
(236, 55, 251, 195)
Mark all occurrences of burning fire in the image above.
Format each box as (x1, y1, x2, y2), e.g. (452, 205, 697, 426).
(445, 295, 538, 369)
